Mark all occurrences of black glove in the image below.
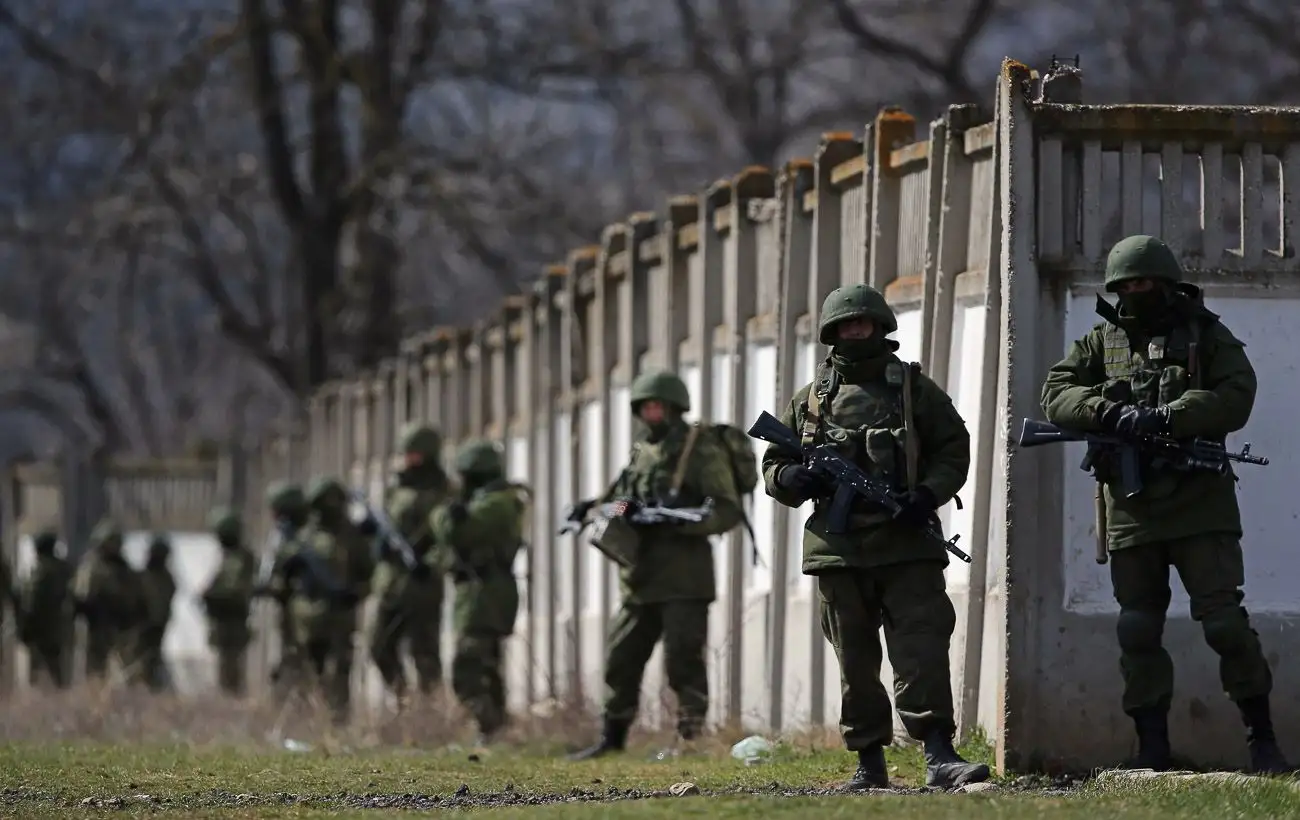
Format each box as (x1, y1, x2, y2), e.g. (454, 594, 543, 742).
(891, 486, 938, 526)
(448, 502, 469, 524)
(1100, 403, 1170, 436)
(355, 515, 379, 537)
(410, 561, 433, 580)
(776, 464, 825, 498)
(568, 499, 596, 521)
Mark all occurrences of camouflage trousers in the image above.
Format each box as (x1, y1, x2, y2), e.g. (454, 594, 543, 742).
(213, 645, 248, 696)
(369, 591, 443, 698)
(26, 640, 67, 688)
(602, 600, 710, 739)
(1109, 532, 1273, 715)
(452, 632, 506, 736)
(817, 562, 957, 750)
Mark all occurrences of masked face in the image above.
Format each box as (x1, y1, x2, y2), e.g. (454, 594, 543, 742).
(833, 318, 888, 360)
(1115, 279, 1168, 320)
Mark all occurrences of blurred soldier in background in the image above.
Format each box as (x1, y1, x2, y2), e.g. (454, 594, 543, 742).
(570, 372, 743, 760)
(202, 508, 256, 696)
(16, 527, 72, 688)
(432, 439, 529, 746)
(288, 477, 373, 724)
(135, 534, 177, 692)
(368, 423, 453, 706)
(259, 481, 312, 700)
(74, 520, 146, 683)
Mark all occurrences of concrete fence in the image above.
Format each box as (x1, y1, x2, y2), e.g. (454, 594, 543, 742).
(10, 60, 1300, 772)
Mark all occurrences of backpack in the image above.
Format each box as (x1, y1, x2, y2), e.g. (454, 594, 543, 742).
(671, 423, 759, 499)
(671, 422, 762, 566)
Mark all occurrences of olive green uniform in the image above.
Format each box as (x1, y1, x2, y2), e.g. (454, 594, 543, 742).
(135, 535, 177, 691)
(261, 482, 311, 700)
(287, 478, 374, 723)
(17, 531, 72, 688)
(763, 284, 987, 790)
(202, 508, 257, 696)
(570, 371, 744, 759)
(1040, 234, 1287, 773)
(73, 521, 146, 682)
(431, 440, 528, 739)
(369, 424, 453, 699)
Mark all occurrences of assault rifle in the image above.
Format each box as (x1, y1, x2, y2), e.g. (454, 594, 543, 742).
(1016, 418, 1269, 498)
(348, 490, 426, 576)
(746, 411, 971, 564)
(558, 497, 715, 536)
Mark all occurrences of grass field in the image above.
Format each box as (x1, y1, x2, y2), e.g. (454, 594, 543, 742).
(2, 688, 1299, 818)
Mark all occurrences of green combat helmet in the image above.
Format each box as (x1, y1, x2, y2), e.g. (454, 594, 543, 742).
(398, 423, 442, 459)
(1104, 234, 1182, 292)
(266, 481, 308, 517)
(208, 507, 243, 543)
(818, 283, 898, 344)
(32, 528, 58, 553)
(307, 476, 348, 509)
(455, 440, 504, 478)
(629, 370, 691, 414)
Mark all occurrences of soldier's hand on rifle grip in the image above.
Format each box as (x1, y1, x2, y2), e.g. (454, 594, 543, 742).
(356, 515, 379, 537)
(775, 464, 825, 500)
(569, 499, 596, 521)
(890, 486, 938, 526)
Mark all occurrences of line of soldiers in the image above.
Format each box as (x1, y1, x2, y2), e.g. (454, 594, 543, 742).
(3, 233, 1286, 784)
(563, 234, 1289, 789)
(0, 430, 529, 748)
(1, 525, 177, 691)
(207, 429, 531, 742)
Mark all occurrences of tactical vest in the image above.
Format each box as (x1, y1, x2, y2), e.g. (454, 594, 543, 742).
(1096, 295, 1210, 408)
(799, 358, 942, 524)
(624, 426, 703, 505)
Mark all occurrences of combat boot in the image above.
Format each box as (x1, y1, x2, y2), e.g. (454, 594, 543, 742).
(568, 717, 630, 761)
(1125, 709, 1172, 771)
(923, 732, 991, 789)
(1238, 695, 1293, 775)
(845, 746, 889, 790)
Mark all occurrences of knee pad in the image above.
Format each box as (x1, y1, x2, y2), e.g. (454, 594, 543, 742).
(1116, 609, 1164, 652)
(1202, 608, 1250, 656)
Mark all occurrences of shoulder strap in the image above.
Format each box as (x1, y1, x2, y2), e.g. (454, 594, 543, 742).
(902, 362, 919, 491)
(801, 361, 839, 448)
(670, 423, 704, 496)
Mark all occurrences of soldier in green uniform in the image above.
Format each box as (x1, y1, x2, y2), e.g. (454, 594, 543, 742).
(74, 520, 146, 683)
(288, 477, 374, 724)
(136, 534, 177, 691)
(261, 481, 311, 699)
(762, 284, 988, 790)
(431, 440, 529, 744)
(202, 508, 257, 696)
(1041, 234, 1290, 774)
(17, 528, 72, 688)
(368, 423, 453, 704)
(570, 371, 744, 760)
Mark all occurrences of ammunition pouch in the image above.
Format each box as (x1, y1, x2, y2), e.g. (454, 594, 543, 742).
(588, 514, 641, 570)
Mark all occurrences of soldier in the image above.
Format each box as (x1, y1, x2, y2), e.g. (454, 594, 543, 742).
(761, 284, 988, 790)
(431, 440, 529, 745)
(287, 477, 373, 724)
(17, 528, 72, 688)
(570, 371, 744, 760)
(73, 520, 146, 683)
(368, 423, 453, 704)
(261, 481, 311, 699)
(201, 508, 257, 696)
(1040, 234, 1290, 774)
(136, 534, 177, 692)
